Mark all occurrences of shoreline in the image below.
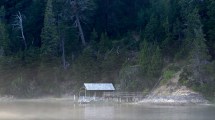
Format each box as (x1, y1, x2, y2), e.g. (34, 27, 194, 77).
(0, 94, 213, 106)
(136, 94, 209, 105)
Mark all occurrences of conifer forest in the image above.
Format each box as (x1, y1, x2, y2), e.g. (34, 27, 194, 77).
(0, 0, 215, 100)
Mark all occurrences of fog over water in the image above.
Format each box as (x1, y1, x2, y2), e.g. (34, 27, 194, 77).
(0, 99, 214, 120)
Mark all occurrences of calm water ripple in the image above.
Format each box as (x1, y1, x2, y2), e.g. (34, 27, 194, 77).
(0, 99, 214, 120)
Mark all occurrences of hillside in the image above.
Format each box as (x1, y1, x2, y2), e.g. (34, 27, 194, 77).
(0, 0, 215, 99)
(140, 69, 208, 104)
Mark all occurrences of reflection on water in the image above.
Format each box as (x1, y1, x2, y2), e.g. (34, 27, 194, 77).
(85, 106, 114, 120)
(0, 99, 214, 120)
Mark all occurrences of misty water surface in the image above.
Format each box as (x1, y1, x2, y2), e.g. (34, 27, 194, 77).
(0, 99, 214, 120)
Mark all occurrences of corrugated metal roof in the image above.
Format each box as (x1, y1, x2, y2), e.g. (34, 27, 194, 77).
(84, 83, 115, 91)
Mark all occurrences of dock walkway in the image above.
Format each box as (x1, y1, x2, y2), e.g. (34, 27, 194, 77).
(103, 92, 144, 102)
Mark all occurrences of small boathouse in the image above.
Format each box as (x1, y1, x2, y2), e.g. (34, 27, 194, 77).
(81, 83, 115, 97)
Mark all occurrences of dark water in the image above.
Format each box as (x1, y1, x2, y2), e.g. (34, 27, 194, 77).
(0, 99, 214, 120)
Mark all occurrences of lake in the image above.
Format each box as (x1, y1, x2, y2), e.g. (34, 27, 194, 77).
(0, 99, 214, 120)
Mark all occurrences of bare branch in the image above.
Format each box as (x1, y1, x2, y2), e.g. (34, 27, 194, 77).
(12, 11, 27, 50)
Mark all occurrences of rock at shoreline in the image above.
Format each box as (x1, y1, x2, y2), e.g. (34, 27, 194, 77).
(140, 93, 208, 105)
(0, 95, 14, 101)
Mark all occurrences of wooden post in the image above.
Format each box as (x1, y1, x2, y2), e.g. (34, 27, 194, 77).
(94, 92, 96, 100)
(85, 89, 86, 99)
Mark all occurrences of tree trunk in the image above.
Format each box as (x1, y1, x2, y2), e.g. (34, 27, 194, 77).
(20, 23, 27, 49)
(17, 12, 27, 50)
(76, 15, 86, 46)
(61, 37, 67, 69)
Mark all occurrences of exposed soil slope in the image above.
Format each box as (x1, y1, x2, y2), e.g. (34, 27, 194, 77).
(139, 70, 208, 105)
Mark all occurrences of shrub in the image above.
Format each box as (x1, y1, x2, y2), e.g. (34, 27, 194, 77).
(161, 70, 176, 84)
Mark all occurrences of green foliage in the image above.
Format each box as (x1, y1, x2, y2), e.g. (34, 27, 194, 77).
(162, 70, 175, 85)
(148, 46, 163, 77)
(0, 0, 215, 98)
(139, 40, 150, 73)
(24, 0, 45, 47)
(0, 6, 9, 55)
(73, 48, 100, 83)
(144, 14, 159, 42)
(0, 22, 9, 54)
(119, 65, 143, 91)
(0, 6, 5, 21)
(98, 32, 112, 53)
(123, 40, 164, 91)
(89, 29, 99, 51)
(179, 61, 215, 100)
(139, 40, 163, 78)
(37, 64, 61, 95)
(100, 52, 125, 83)
(203, 0, 215, 59)
(187, 8, 210, 85)
(41, 0, 59, 58)
(193, 83, 215, 100)
(10, 75, 29, 97)
(177, 3, 214, 100)
(161, 64, 180, 85)
(137, 9, 148, 29)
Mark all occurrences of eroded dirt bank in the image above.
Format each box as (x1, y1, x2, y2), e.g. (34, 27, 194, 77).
(138, 71, 208, 105)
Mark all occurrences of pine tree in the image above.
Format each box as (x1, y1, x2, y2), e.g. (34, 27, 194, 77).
(176, 0, 193, 58)
(0, 6, 9, 55)
(0, 6, 5, 20)
(98, 32, 111, 54)
(205, 0, 215, 59)
(68, 0, 96, 46)
(144, 14, 158, 42)
(139, 40, 151, 74)
(89, 29, 98, 51)
(148, 46, 163, 77)
(189, 9, 210, 84)
(140, 43, 163, 77)
(161, 0, 181, 59)
(178, 0, 210, 84)
(41, 0, 59, 58)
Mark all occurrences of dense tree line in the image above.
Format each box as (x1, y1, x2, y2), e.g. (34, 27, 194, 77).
(0, 0, 214, 99)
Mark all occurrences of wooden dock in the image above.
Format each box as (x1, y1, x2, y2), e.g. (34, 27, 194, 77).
(103, 92, 144, 102)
